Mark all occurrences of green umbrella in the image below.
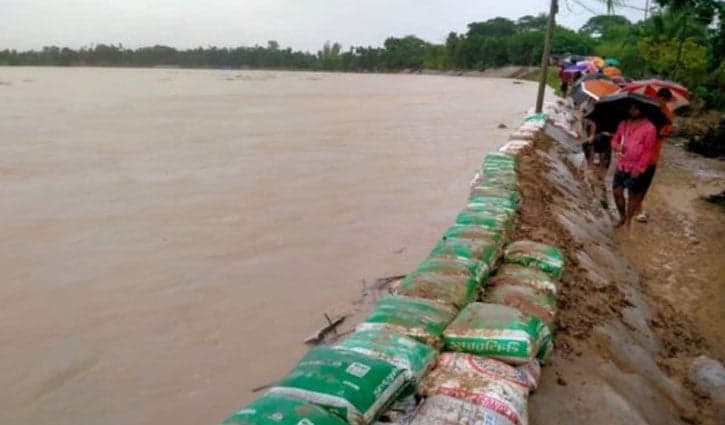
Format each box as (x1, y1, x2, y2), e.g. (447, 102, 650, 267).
(605, 58, 621, 67)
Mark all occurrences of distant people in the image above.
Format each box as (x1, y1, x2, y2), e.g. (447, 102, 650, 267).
(611, 102, 658, 230)
(635, 88, 675, 222)
(558, 65, 571, 97)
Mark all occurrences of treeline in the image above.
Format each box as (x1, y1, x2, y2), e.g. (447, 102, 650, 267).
(1, 0, 723, 107)
(0, 15, 575, 71)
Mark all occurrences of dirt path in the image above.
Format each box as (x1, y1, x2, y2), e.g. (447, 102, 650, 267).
(519, 123, 724, 425)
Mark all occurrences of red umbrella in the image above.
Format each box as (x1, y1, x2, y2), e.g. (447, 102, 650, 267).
(620, 79, 690, 110)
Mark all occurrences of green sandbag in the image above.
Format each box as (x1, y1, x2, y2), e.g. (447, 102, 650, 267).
(455, 208, 513, 233)
(524, 113, 548, 122)
(335, 329, 437, 383)
(413, 256, 486, 282)
(469, 186, 520, 207)
(485, 283, 557, 329)
(443, 303, 552, 365)
(357, 295, 458, 348)
(466, 197, 517, 214)
(442, 224, 504, 246)
(483, 152, 518, 166)
(268, 347, 408, 425)
(430, 237, 498, 268)
(397, 270, 480, 310)
(504, 240, 565, 279)
(491, 263, 558, 296)
(220, 395, 348, 425)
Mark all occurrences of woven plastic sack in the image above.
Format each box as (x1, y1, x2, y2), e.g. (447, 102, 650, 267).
(397, 270, 480, 310)
(485, 284, 557, 328)
(409, 395, 515, 425)
(357, 295, 458, 348)
(220, 395, 348, 425)
(442, 224, 505, 246)
(469, 186, 520, 208)
(483, 152, 518, 167)
(524, 113, 547, 122)
(504, 240, 565, 279)
(419, 353, 529, 425)
(335, 329, 437, 383)
(491, 264, 558, 296)
(443, 303, 551, 364)
(268, 347, 408, 425)
(456, 207, 513, 233)
(466, 197, 517, 215)
(431, 237, 498, 268)
(412, 256, 486, 284)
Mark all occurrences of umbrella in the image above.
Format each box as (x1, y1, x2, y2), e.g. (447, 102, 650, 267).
(605, 58, 621, 67)
(586, 92, 672, 133)
(602, 66, 622, 77)
(587, 56, 605, 69)
(581, 79, 621, 101)
(620, 79, 690, 110)
(610, 76, 630, 87)
(563, 64, 586, 74)
(576, 60, 598, 73)
(569, 54, 586, 63)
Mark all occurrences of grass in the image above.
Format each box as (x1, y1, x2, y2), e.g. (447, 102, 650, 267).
(520, 66, 560, 96)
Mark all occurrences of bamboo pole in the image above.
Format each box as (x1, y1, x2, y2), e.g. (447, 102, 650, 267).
(535, 0, 558, 113)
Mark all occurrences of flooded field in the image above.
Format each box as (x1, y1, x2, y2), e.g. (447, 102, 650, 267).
(0, 67, 544, 425)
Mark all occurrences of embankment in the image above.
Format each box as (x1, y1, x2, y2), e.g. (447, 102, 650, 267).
(520, 112, 721, 425)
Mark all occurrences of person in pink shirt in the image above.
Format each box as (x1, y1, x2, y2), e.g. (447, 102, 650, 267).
(610, 102, 658, 229)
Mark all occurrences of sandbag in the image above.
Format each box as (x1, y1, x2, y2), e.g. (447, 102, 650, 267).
(220, 395, 348, 425)
(409, 395, 515, 425)
(357, 295, 458, 348)
(468, 186, 520, 209)
(485, 284, 557, 329)
(412, 255, 486, 282)
(442, 224, 505, 246)
(335, 329, 437, 383)
(443, 303, 551, 364)
(456, 207, 513, 233)
(504, 240, 565, 279)
(397, 270, 480, 310)
(268, 347, 408, 425)
(466, 196, 517, 215)
(430, 237, 498, 268)
(419, 353, 529, 425)
(491, 263, 558, 296)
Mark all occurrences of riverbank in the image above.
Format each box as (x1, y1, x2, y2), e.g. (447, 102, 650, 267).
(523, 119, 724, 424)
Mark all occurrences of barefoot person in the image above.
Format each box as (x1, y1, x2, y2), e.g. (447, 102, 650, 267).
(635, 88, 675, 222)
(610, 102, 658, 229)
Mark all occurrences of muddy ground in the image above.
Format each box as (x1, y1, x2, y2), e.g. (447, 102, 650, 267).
(522, 126, 724, 425)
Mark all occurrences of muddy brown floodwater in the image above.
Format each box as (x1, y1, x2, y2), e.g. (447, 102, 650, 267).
(0, 67, 549, 425)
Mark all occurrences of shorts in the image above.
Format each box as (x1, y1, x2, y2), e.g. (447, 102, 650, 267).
(640, 165, 657, 193)
(593, 134, 612, 168)
(582, 142, 593, 160)
(613, 169, 648, 193)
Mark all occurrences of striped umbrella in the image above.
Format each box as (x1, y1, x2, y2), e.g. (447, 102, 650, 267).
(620, 79, 690, 110)
(581, 79, 621, 101)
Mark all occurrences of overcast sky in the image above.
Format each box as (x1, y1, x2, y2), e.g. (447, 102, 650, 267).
(1, 0, 649, 52)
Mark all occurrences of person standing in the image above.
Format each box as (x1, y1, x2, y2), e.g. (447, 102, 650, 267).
(611, 102, 658, 230)
(635, 88, 675, 222)
(558, 64, 572, 97)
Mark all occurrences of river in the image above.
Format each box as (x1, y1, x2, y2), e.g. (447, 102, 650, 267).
(0, 67, 544, 424)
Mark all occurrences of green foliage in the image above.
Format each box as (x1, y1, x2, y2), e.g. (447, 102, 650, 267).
(383, 36, 427, 69)
(579, 15, 632, 39)
(637, 35, 708, 85)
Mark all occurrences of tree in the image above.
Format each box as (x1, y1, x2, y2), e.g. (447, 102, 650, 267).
(382, 36, 427, 69)
(516, 14, 548, 32)
(579, 15, 632, 39)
